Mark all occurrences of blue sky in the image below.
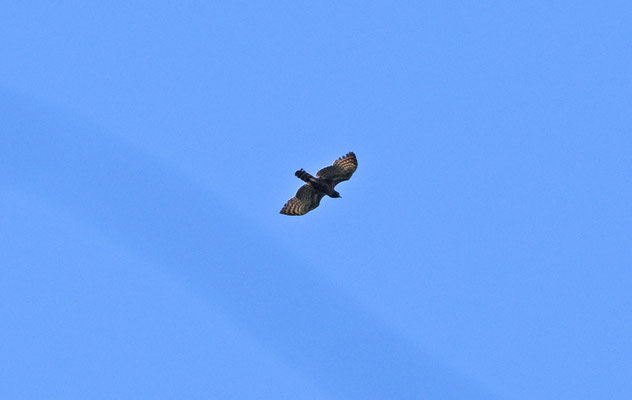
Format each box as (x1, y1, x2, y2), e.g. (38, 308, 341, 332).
(1, 2, 630, 399)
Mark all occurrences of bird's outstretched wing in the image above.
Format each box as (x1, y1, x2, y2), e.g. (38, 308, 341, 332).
(316, 152, 358, 187)
(280, 184, 326, 215)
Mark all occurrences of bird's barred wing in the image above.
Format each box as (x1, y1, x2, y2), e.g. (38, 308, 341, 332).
(316, 152, 358, 186)
(280, 184, 325, 215)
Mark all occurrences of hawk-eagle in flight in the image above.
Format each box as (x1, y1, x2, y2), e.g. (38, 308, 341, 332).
(280, 152, 358, 216)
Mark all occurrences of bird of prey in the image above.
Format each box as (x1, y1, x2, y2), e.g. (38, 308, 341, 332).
(280, 152, 358, 216)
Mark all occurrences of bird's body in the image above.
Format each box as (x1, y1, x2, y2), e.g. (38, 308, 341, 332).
(295, 169, 339, 197)
(280, 152, 357, 216)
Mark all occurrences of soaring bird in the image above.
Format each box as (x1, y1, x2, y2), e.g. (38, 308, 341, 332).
(280, 152, 358, 216)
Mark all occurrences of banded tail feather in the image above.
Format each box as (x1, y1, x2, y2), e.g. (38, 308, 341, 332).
(295, 169, 315, 183)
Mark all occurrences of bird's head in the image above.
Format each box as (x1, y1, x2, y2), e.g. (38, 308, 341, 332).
(331, 191, 341, 198)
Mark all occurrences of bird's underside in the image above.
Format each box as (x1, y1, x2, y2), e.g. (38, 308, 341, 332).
(280, 152, 357, 216)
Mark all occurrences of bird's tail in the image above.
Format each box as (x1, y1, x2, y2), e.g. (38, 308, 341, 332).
(295, 169, 315, 183)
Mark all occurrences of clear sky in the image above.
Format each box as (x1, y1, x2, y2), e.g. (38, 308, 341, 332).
(1, 2, 630, 399)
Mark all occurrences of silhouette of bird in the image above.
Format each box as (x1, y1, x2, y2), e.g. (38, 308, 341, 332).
(280, 152, 358, 216)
